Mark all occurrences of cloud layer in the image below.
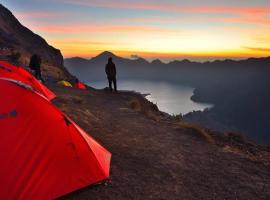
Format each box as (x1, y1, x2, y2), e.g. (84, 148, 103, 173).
(3, 0, 270, 60)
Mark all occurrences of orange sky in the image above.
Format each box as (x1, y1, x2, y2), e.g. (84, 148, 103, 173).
(3, 0, 270, 61)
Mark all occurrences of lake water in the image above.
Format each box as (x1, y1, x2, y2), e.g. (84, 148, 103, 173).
(88, 80, 213, 115)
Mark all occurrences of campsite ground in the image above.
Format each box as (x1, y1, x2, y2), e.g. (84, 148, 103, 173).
(51, 85, 270, 200)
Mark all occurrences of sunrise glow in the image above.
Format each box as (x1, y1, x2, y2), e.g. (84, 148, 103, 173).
(3, 0, 270, 61)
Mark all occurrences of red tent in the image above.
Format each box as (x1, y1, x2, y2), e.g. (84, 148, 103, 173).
(0, 61, 56, 100)
(0, 79, 111, 200)
(75, 82, 87, 89)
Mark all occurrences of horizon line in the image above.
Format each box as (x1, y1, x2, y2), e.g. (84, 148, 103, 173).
(63, 51, 270, 63)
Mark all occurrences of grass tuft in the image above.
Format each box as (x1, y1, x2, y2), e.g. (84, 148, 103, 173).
(176, 122, 215, 144)
(130, 98, 141, 112)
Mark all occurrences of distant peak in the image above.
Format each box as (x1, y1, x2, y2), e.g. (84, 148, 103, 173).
(91, 51, 122, 62)
(135, 57, 148, 62)
(180, 59, 191, 63)
(65, 57, 89, 61)
(98, 51, 116, 58)
(152, 59, 163, 64)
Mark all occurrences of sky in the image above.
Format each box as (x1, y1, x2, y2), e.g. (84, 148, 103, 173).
(2, 0, 270, 61)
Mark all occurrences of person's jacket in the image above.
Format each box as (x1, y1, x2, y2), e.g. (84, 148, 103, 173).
(105, 62, 116, 77)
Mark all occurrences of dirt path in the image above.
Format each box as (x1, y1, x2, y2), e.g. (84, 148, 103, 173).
(51, 86, 270, 200)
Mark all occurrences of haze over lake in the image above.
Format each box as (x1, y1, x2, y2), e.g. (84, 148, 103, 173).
(88, 80, 213, 115)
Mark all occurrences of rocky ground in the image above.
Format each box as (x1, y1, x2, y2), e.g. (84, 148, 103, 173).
(50, 85, 270, 200)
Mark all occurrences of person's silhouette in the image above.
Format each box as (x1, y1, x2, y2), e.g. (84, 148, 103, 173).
(29, 54, 44, 82)
(105, 57, 117, 92)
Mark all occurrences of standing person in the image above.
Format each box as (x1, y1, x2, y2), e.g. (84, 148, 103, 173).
(29, 54, 44, 82)
(105, 57, 117, 92)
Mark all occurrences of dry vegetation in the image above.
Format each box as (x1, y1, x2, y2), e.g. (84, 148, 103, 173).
(174, 121, 215, 144)
(129, 98, 141, 112)
(51, 85, 270, 200)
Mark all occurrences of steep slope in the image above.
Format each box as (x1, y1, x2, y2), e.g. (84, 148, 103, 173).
(0, 4, 72, 80)
(51, 85, 270, 200)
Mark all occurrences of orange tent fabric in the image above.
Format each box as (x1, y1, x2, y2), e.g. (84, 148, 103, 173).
(0, 61, 56, 100)
(75, 82, 86, 89)
(0, 79, 111, 200)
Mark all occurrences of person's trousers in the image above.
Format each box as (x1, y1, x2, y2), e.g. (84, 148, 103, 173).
(107, 76, 117, 91)
(35, 68, 44, 82)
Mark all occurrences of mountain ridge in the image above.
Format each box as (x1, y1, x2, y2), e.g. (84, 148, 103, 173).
(65, 51, 270, 65)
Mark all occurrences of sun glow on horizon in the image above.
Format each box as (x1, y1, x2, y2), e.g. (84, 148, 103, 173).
(3, 0, 270, 61)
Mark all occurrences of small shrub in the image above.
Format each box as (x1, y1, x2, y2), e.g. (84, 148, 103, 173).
(130, 98, 141, 112)
(173, 114, 183, 121)
(8, 51, 21, 64)
(177, 122, 214, 144)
